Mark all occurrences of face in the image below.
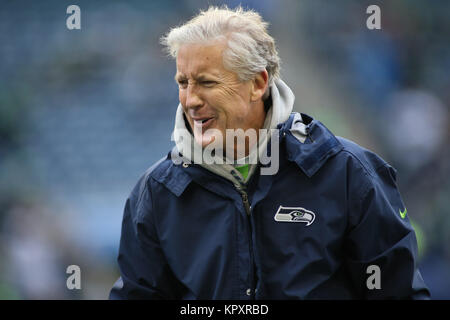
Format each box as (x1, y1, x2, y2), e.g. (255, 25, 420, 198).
(175, 41, 267, 156)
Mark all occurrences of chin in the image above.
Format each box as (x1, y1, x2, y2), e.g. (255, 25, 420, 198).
(194, 133, 216, 148)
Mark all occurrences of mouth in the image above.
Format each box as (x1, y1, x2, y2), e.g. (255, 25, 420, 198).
(193, 117, 215, 129)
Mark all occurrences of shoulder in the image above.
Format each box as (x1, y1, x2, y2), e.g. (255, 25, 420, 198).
(281, 113, 393, 181)
(336, 137, 391, 178)
(125, 154, 183, 223)
(334, 137, 400, 209)
(128, 155, 173, 208)
(132, 156, 170, 193)
(131, 152, 193, 204)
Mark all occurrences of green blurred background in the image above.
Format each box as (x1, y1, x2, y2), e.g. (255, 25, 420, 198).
(0, 0, 449, 299)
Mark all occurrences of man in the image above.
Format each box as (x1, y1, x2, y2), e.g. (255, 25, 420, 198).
(110, 6, 430, 299)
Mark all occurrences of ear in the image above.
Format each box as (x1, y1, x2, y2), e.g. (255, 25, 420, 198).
(250, 70, 269, 102)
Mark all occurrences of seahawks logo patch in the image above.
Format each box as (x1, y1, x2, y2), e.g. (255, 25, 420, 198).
(274, 206, 315, 226)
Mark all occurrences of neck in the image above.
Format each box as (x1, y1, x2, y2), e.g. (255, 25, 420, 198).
(232, 100, 267, 160)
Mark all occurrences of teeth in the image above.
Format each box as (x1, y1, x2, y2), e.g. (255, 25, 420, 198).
(194, 118, 211, 125)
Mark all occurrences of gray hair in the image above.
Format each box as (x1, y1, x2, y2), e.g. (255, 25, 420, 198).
(161, 6, 280, 87)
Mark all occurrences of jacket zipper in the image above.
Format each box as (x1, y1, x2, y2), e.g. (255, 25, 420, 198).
(240, 190, 256, 299)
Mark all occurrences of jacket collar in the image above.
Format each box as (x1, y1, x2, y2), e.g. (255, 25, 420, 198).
(155, 112, 343, 198)
(150, 155, 192, 197)
(151, 153, 240, 201)
(279, 113, 343, 177)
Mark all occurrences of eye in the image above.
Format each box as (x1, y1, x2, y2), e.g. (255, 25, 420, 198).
(201, 81, 217, 87)
(177, 80, 188, 89)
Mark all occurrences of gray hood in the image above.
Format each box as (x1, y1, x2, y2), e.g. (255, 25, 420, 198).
(173, 78, 297, 188)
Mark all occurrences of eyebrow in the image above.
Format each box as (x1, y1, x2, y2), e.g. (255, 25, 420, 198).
(174, 73, 218, 83)
(174, 74, 186, 82)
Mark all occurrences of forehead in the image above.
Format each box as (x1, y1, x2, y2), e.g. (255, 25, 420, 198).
(176, 41, 228, 77)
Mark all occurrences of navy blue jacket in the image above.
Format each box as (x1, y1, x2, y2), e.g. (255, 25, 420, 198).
(110, 113, 430, 299)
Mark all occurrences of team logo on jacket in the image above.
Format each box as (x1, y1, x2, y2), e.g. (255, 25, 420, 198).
(274, 206, 315, 226)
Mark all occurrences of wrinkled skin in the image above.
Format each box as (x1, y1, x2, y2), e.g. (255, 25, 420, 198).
(175, 40, 268, 159)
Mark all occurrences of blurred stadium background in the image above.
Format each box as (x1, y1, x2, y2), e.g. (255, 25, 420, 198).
(0, 0, 449, 299)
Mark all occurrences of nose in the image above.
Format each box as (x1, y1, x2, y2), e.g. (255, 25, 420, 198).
(185, 84, 203, 109)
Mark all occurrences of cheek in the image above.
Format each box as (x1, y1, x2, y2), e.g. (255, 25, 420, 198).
(222, 84, 250, 108)
(214, 88, 242, 111)
(219, 97, 248, 123)
(179, 89, 186, 105)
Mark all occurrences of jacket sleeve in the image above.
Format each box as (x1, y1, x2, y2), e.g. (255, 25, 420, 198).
(345, 162, 431, 299)
(109, 173, 184, 299)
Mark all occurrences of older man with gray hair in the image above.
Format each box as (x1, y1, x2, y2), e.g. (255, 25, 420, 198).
(110, 6, 429, 300)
